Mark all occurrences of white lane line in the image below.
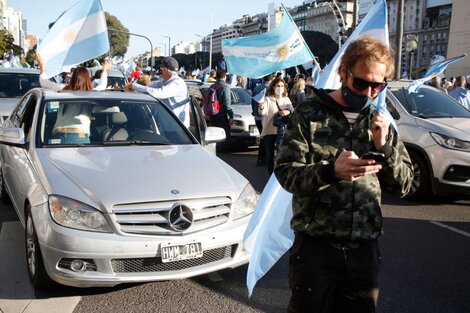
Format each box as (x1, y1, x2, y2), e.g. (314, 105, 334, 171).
(0, 221, 81, 313)
(430, 221, 470, 238)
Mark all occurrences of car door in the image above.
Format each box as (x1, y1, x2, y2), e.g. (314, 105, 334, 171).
(2, 92, 39, 222)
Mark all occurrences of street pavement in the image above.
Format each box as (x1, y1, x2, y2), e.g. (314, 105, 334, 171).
(0, 146, 470, 312)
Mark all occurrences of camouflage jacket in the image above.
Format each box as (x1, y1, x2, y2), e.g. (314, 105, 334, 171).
(274, 88, 414, 243)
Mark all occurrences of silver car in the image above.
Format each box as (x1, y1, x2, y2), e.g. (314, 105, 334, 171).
(0, 68, 40, 122)
(0, 88, 257, 288)
(385, 81, 470, 199)
(186, 81, 260, 145)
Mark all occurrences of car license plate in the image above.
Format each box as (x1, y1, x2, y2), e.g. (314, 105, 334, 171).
(160, 242, 203, 263)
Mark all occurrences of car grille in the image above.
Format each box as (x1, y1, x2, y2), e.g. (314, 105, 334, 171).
(113, 196, 231, 235)
(111, 245, 235, 273)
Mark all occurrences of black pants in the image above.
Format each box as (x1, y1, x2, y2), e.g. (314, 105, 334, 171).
(210, 115, 231, 150)
(255, 119, 265, 162)
(288, 233, 381, 313)
(263, 134, 277, 175)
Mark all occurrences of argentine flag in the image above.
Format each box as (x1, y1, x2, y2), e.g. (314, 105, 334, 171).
(243, 0, 390, 297)
(222, 5, 314, 79)
(407, 54, 466, 93)
(38, 0, 109, 78)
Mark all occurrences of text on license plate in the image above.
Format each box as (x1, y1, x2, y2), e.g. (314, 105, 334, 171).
(160, 242, 203, 263)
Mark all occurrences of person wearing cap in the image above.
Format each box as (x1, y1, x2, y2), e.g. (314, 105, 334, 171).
(125, 57, 190, 127)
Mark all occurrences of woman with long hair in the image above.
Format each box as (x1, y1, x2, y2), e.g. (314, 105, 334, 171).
(258, 77, 294, 175)
(36, 53, 111, 144)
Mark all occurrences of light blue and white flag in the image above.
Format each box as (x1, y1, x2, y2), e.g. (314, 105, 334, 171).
(310, 63, 321, 85)
(243, 0, 390, 297)
(252, 89, 266, 104)
(222, 4, 314, 79)
(407, 55, 466, 93)
(37, 0, 109, 78)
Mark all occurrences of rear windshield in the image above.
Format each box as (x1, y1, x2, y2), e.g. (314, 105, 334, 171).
(390, 86, 470, 118)
(0, 73, 40, 98)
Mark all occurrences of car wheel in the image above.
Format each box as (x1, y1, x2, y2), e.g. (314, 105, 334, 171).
(0, 169, 10, 204)
(407, 151, 431, 200)
(25, 205, 53, 289)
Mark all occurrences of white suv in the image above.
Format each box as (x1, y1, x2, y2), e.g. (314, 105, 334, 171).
(386, 81, 470, 199)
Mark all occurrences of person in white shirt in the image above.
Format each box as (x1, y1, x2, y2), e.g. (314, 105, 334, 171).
(448, 75, 470, 110)
(125, 57, 190, 128)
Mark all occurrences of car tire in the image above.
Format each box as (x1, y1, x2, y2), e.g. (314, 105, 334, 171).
(25, 205, 53, 289)
(0, 169, 10, 204)
(407, 150, 431, 200)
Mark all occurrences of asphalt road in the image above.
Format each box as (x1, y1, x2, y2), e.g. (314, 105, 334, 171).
(1, 146, 470, 313)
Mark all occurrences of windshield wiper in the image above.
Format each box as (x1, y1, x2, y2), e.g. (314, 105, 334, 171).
(102, 140, 170, 146)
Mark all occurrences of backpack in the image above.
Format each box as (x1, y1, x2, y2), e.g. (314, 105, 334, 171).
(204, 84, 224, 116)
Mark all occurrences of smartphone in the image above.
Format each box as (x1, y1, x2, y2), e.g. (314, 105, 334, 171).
(361, 151, 385, 162)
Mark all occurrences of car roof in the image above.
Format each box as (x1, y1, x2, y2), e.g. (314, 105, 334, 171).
(41, 89, 156, 102)
(88, 67, 125, 78)
(184, 80, 244, 90)
(0, 67, 39, 74)
(387, 79, 435, 90)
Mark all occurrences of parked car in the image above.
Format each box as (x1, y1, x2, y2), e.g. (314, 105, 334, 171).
(0, 68, 40, 123)
(0, 88, 257, 288)
(87, 67, 127, 90)
(385, 80, 470, 199)
(186, 80, 260, 145)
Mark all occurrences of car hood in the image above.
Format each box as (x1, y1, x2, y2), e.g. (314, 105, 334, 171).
(415, 117, 470, 139)
(232, 104, 254, 120)
(0, 98, 20, 117)
(36, 145, 248, 212)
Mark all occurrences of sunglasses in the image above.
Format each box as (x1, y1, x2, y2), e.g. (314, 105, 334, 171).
(348, 68, 388, 93)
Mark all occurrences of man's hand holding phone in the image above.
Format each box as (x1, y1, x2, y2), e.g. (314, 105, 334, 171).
(334, 151, 383, 181)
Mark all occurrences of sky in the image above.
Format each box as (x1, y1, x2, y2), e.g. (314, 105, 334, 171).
(7, 0, 302, 59)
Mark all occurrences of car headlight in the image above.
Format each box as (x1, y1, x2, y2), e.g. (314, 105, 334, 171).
(232, 184, 258, 220)
(49, 195, 112, 233)
(430, 132, 470, 152)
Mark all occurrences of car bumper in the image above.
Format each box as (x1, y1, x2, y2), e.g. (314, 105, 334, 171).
(428, 145, 470, 194)
(33, 204, 250, 288)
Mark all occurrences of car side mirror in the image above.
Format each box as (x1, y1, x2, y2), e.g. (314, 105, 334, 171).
(204, 126, 226, 143)
(0, 127, 26, 147)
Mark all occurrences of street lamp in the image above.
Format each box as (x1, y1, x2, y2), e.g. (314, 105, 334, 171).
(108, 28, 154, 68)
(162, 35, 171, 57)
(194, 34, 204, 69)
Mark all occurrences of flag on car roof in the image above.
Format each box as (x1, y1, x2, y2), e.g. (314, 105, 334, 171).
(243, 0, 390, 297)
(222, 4, 314, 78)
(407, 54, 466, 93)
(37, 0, 109, 78)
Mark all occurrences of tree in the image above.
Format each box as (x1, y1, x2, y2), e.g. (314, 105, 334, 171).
(0, 29, 22, 59)
(106, 12, 129, 59)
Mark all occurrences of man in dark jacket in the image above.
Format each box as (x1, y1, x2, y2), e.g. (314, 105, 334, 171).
(209, 70, 233, 148)
(275, 36, 414, 313)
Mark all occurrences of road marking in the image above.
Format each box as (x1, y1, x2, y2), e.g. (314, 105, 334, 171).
(0, 221, 81, 313)
(430, 221, 470, 238)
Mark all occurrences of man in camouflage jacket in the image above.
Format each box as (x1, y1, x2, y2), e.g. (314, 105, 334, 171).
(274, 37, 414, 313)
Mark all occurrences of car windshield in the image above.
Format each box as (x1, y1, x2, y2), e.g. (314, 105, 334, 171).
(200, 87, 252, 105)
(390, 86, 470, 118)
(106, 76, 126, 89)
(0, 73, 40, 98)
(40, 98, 195, 147)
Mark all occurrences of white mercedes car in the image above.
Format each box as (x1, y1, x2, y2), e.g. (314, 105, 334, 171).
(0, 88, 257, 288)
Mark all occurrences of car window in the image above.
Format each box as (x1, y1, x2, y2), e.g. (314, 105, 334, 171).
(390, 86, 470, 118)
(0, 73, 40, 98)
(40, 98, 195, 147)
(231, 88, 252, 105)
(11, 93, 38, 140)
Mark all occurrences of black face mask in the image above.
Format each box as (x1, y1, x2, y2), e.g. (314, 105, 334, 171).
(341, 86, 371, 112)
